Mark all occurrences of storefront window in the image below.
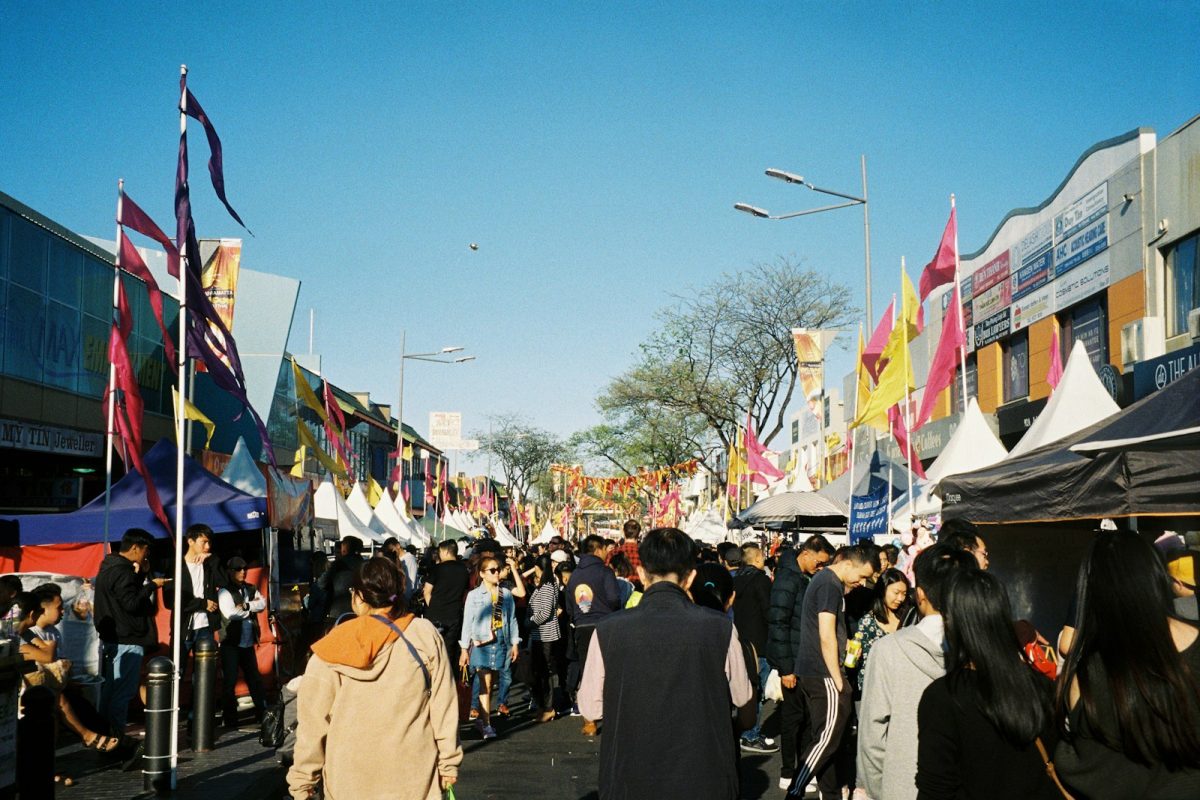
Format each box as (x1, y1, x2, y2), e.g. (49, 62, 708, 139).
(9, 215, 47, 294)
(951, 354, 978, 413)
(1004, 331, 1029, 402)
(1060, 296, 1108, 372)
(1167, 231, 1199, 337)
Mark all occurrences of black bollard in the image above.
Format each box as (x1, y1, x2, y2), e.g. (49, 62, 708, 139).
(192, 637, 218, 752)
(143, 656, 174, 794)
(16, 685, 55, 799)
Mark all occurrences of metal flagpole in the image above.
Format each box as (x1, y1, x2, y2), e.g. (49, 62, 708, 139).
(951, 195, 969, 405)
(900, 258, 915, 519)
(104, 180, 124, 547)
(845, 323, 862, 529)
(169, 64, 190, 788)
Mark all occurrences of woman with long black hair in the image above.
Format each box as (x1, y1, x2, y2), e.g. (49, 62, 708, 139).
(1054, 530, 1200, 799)
(853, 568, 910, 692)
(528, 553, 566, 722)
(915, 569, 1062, 800)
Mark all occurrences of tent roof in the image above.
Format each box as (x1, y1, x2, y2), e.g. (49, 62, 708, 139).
(819, 451, 914, 514)
(1007, 341, 1119, 459)
(686, 507, 733, 545)
(491, 517, 521, 547)
(314, 479, 384, 545)
(371, 491, 411, 545)
(1071, 367, 1200, 455)
(924, 399, 1008, 486)
(221, 437, 268, 498)
(737, 491, 847, 527)
(5, 440, 267, 545)
(531, 520, 560, 545)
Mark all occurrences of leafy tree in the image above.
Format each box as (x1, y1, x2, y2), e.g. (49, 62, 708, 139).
(476, 414, 570, 501)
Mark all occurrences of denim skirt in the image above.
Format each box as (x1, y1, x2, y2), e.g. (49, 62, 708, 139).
(469, 632, 510, 670)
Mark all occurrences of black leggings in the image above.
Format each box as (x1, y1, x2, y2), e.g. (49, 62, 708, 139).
(531, 638, 567, 711)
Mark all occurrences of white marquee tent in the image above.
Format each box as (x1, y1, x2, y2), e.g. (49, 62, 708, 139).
(531, 520, 561, 545)
(314, 478, 384, 546)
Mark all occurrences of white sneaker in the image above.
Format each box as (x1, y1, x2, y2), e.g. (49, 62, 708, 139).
(763, 736, 776, 746)
(780, 777, 792, 791)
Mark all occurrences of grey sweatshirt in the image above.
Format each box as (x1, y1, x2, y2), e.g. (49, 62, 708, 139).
(856, 616, 946, 800)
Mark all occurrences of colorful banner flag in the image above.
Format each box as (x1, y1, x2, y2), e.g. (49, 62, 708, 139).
(295, 419, 347, 478)
(890, 406, 927, 480)
(117, 191, 179, 278)
(852, 271, 918, 428)
(918, 207, 958, 326)
(1047, 324, 1064, 389)
(171, 387, 216, 449)
(196, 240, 242, 372)
(914, 282, 965, 430)
(849, 487, 890, 544)
(792, 329, 838, 420)
(862, 299, 895, 381)
(745, 412, 785, 485)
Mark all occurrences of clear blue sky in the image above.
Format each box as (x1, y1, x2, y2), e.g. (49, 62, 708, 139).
(2, 3, 1196, 468)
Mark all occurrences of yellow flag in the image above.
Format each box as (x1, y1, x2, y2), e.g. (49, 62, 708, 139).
(172, 388, 216, 450)
(367, 476, 384, 508)
(290, 445, 306, 478)
(853, 268, 917, 428)
(402, 444, 414, 461)
(296, 420, 347, 478)
(880, 269, 920, 369)
(292, 360, 329, 424)
(855, 328, 889, 432)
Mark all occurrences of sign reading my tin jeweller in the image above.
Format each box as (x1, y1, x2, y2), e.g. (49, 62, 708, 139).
(0, 418, 104, 457)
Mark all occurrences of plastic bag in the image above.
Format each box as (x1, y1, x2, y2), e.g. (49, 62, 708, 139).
(764, 669, 783, 702)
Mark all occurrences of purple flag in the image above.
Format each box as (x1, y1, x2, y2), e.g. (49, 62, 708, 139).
(182, 87, 251, 234)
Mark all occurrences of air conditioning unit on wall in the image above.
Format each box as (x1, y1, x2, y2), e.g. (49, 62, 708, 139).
(1189, 309, 1200, 340)
(1121, 317, 1165, 366)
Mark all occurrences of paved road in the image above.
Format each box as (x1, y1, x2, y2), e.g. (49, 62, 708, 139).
(456, 685, 813, 800)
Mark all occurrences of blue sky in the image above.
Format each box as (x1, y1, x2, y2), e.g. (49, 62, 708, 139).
(2, 3, 1196, 468)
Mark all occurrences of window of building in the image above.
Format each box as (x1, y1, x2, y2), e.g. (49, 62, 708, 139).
(1167, 231, 1200, 337)
(951, 354, 978, 414)
(1060, 296, 1108, 373)
(9, 215, 48, 293)
(1004, 331, 1029, 403)
(791, 418, 799, 444)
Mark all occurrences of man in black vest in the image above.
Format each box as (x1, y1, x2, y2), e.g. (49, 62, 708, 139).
(217, 557, 267, 728)
(578, 527, 754, 800)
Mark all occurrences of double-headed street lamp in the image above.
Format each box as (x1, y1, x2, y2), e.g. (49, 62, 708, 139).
(396, 330, 475, 478)
(735, 156, 874, 326)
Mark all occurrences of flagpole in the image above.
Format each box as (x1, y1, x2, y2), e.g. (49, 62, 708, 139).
(900, 258, 915, 520)
(104, 180, 125, 548)
(845, 323, 862, 527)
(951, 195, 968, 407)
(170, 64, 190, 789)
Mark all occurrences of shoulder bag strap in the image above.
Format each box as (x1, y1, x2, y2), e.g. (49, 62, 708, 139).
(1034, 737, 1075, 800)
(371, 614, 430, 695)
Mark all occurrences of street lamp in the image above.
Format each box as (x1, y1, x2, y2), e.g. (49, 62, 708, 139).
(396, 330, 475, 486)
(735, 155, 874, 326)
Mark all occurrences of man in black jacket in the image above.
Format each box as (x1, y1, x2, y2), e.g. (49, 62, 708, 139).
(768, 534, 835, 791)
(163, 524, 226, 669)
(318, 537, 365, 627)
(566, 535, 621, 736)
(94, 528, 168, 733)
(579, 527, 753, 800)
(733, 542, 777, 754)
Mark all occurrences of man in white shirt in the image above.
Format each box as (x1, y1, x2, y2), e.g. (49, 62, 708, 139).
(167, 524, 224, 670)
(217, 556, 267, 727)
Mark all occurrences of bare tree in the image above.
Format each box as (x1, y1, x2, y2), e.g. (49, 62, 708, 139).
(476, 414, 570, 501)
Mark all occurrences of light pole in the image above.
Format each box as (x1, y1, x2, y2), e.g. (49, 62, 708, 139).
(735, 155, 873, 327)
(396, 329, 475, 491)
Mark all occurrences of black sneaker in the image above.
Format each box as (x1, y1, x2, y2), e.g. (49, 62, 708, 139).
(740, 735, 779, 754)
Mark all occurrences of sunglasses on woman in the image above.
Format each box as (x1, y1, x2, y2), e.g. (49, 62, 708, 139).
(482, 568, 500, 574)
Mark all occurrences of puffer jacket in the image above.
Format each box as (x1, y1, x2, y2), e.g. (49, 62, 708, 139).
(766, 549, 810, 674)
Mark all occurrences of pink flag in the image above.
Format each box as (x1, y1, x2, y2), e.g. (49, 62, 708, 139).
(914, 284, 965, 430)
(862, 300, 896, 380)
(918, 207, 958, 328)
(1047, 325, 1064, 389)
(745, 413, 785, 484)
(118, 191, 180, 278)
(118, 231, 177, 367)
(889, 406, 927, 480)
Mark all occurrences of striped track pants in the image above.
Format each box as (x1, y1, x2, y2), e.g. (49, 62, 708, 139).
(787, 675, 852, 799)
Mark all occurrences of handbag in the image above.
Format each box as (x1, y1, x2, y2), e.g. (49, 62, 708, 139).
(1035, 737, 1075, 800)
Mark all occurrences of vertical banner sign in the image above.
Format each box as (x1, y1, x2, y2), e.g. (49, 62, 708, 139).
(791, 329, 839, 419)
(849, 487, 890, 544)
(197, 239, 243, 371)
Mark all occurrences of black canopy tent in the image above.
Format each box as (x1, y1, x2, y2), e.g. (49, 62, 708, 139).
(939, 368, 1200, 525)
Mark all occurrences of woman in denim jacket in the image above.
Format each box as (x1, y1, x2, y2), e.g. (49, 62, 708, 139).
(458, 554, 520, 740)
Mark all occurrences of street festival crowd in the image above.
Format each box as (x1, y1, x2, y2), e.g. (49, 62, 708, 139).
(7, 515, 1200, 799)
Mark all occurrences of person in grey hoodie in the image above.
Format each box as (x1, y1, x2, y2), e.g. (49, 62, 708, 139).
(856, 544, 974, 800)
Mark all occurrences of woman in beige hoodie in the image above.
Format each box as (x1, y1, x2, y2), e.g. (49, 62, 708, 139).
(288, 556, 463, 800)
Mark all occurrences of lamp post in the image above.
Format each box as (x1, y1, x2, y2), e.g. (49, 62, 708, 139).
(396, 330, 475, 492)
(735, 155, 873, 326)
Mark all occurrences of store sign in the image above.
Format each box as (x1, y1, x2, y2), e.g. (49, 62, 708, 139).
(1011, 285, 1053, 332)
(849, 488, 890, 543)
(1054, 253, 1110, 311)
(960, 273, 974, 301)
(1054, 183, 1108, 242)
(912, 413, 961, 460)
(973, 279, 1013, 320)
(0, 418, 103, 457)
(997, 397, 1048, 439)
(973, 250, 1011, 295)
(1132, 342, 1200, 399)
(1014, 221, 1053, 300)
(1054, 216, 1108, 277)
(975, 308, 1012, 349)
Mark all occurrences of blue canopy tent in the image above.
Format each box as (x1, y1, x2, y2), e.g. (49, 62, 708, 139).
(4, 439, 267, 545)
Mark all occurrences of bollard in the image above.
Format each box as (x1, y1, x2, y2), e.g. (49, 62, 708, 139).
(143, 656, 174, 794)
(192, 637, 218, 752)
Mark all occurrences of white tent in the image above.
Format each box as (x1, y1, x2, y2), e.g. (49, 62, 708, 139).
(685, 506, 733, 545)
(1007, 340, 1119, 459)
(387, 492, 430, 548)
(440, 511, 472, 539)
(490, 516, 522, 547)
(531, 520, 560, 545)
(371, 490, 412, 545)
(314, 478, 383, 546)
(454, 510, 476, 533)
(345, 483, 386, 535)
(221, 437, 267, 498)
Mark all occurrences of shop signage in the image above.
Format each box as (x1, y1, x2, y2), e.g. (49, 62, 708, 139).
(1054, 183, 1107, 242)
(974, 308, 1012, 349)
(1053, 253, 1110, 311)
(911, 413, 961, 461)
(960, 273, 974, 301)
(1097, 364, 1121, 403)
(849, 488, 890, 543)
(0, 418, 103, 458)
(973, 250, 1011, 295)
(1054, 216, 1108, 277)
(997, 397, 1048, 439)
(1132, 342, 1200, 400)
(1014, 221, 1053, 300)
(973, 279, 1013, 321)
(1012, 285, 1053, 332)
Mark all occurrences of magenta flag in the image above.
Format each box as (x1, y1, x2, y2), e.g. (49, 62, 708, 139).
(118, 192, 180, 278)
(862, 299, 896, 380)
(118, 231, 177, 367)
(1047, 326, 1064, 390)
(889, 406, 927, 480)
(918, 208, 958, 302)
(745, 413, 785, 484)
(914, 284, 965, 430)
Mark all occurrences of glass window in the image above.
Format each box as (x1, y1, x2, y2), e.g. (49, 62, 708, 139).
(79, 314, 110, 398)
(47, 237, 83, 308)
(0, 209, 10, 282)
(791, 419, 800, 444)
(5, 284, 45, 383)
(9, 216, 48, 293)
(1004, 331, 1030, 402)
(951, 354, 978, 413)
(1061, 297, 1108, 373)
(1167, 232, 1200, 337)
(42, 301, 80, 392)
(0, 279, 7, 372)
(82, 256, 114, 320)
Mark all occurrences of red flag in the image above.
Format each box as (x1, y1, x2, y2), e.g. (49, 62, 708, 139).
(118, 231, 177, 367)
(1047, 325, 1064, 390)
(322, 382, 355, 481)
(118, 192, 180, 278)
(862, 300, 896, 380)
(889, 406, 927, 480)
(918, 207, 958, 328)
(744, 413, 785, 484)
(914, 284, 965, 430)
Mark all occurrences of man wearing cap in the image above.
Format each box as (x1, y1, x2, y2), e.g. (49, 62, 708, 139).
(218, 557, 267, 728)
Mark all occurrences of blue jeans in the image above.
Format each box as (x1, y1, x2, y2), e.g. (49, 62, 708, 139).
(100, 642, 144, 732)
(471, 643, 512, 710)
(743, 656, 773, 741)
